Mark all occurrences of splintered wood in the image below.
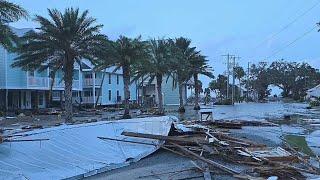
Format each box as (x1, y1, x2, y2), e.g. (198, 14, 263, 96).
(122, 123, 320, 179)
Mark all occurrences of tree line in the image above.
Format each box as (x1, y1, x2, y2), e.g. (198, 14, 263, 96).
(0, 1, 213, 122)
(209, 61, 320, 102)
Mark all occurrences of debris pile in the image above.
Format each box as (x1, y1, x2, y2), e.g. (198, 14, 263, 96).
(121, 121, 320, 179)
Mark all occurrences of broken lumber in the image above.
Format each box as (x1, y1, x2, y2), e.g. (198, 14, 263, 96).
(169, 142, 240, 175)
(121, 131, 209, 145)
(97, 136, 157, 146)
(4, 138, 49, 143)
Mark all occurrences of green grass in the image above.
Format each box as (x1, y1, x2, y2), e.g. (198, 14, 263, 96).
(284, 135, 315, 156)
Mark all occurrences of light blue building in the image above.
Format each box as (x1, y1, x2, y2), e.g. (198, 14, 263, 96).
(78, 60, 137, 106)
(137, 76, 189, 106)
(0, 28, 138, 110)
(0, 27, 188, 111)
(0, 43, 139, 110)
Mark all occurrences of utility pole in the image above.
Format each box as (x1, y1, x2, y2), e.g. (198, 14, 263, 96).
(231, 56, 235, 105)
(222, 54, 233, 100)
(231, 56, 240, 105)
(247, 62, 250, 102)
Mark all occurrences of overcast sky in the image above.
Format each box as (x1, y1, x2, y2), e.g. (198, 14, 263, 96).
(10, 0, 320, 89)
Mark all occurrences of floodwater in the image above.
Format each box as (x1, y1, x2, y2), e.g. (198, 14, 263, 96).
(165, 102, 320, 156)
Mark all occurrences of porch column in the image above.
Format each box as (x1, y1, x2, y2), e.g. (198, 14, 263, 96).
(60, 90, 63, 108)
(5, 89, 8, 112)
(92, 72, 95, 108)
(18, 91, 21, 108)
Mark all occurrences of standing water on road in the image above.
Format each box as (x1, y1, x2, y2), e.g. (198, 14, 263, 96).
(166, 102, 320, 156)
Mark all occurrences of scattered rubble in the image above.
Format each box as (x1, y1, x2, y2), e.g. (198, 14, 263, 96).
(119, 120, 320, 179)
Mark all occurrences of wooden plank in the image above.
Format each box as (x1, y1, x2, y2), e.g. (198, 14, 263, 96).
(97, 136, 157, 146)
(169, 142, 240, 175)
(4, 138, 49, 142)
(122, 131, 208, 145)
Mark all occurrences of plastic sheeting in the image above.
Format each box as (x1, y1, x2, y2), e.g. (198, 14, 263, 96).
(0, 116, 173, 180)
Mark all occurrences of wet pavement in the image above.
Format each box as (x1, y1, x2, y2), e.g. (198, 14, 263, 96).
(165, 102, 320, 156)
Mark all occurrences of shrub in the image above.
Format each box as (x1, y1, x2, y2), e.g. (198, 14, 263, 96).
(309, 100, 320, 107)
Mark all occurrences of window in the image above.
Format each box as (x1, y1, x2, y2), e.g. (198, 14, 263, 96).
(73, 70, 79, 80)
(84, 91, 92, 97)
(96, 73, 102, 79)
(95, 89, 100, 96)
(117, 75, 119, 84)
(84, 74, 92, 79)
(108, 90, 112, 101)
(72, 91, 78, 97)
(117, 90, 120, 101)
(29, 71, 34, 77)
(108, 74, 111, 84)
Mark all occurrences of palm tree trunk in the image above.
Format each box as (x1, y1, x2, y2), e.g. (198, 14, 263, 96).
(48, 72, 56, 108)
(178, 82, 185, 113)
(122, 64, 131, 119)
(156, 74, 164, 115)
(64, 59, 74, 123)
(238, 78, 241, 102)
(95, 69, 106, 107)
(193, 73, 200, 110)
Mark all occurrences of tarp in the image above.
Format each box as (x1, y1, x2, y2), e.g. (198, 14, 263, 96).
(0, 116, 173, 180)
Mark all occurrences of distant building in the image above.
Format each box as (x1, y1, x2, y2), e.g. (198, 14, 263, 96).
(137, 76, 191, 106)
(306, 84, 320, 99)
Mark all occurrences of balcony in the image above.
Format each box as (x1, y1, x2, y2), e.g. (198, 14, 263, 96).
(28, 77, 49, 88)
(51, 79, 81, 90)
(83, 78, 102, 87)
(82, 96, 101, 104)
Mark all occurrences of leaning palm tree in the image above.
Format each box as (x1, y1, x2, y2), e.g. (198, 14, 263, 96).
(0, 0, 28, 50)
(169, 37, 195, 113)
(12, 8, 108, 123)
(132, 38, 172, 115)
(97, 36, 148, 119)
(189, 54, 214, 110)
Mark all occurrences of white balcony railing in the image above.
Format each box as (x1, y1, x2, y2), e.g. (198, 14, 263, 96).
(51, 79, 81, 89)
(83, 78, 102, 87)
(82, 96, 101, 104)
(28, 77, 49, 88)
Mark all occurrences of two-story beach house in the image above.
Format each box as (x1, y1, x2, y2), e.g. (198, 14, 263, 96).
(0, 27, 189, 111)
(137, 76, 189, 106)
(0, 28, 83, 110)
(0, 28, 137, 111)
(78, 60, 137, 106)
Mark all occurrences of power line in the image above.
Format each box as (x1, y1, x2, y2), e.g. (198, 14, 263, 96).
(266, 26, 317, 59)
(252, 0, 320, 50)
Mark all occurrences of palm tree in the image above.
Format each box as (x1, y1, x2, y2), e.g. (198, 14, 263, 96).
(12, 8, 108, 123)
(169, 37, 195, 113)
(189, 54, 214, 110)
(132, 38, 172, 115)
(234, 66, 245, 101)
(0, 0, 28, 50)
(97, 36, 148, 119)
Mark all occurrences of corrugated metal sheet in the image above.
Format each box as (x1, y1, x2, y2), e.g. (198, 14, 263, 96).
(0, 116, 173, 179)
